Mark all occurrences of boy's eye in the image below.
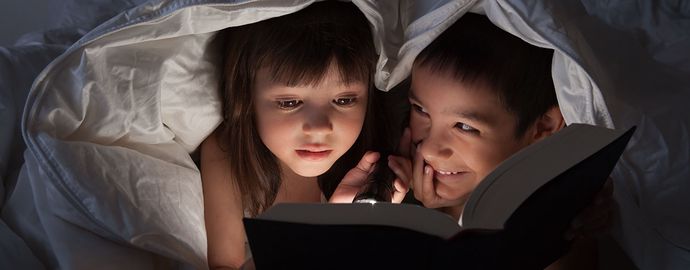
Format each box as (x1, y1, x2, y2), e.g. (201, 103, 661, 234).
(276, 100, 303, 110)
(411, 103, 428, 116)
(455, 122, 478, 133)
(333, 97, 357, 107)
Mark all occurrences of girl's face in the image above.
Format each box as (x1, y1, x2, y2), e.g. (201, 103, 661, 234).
(408, 66, 533, 207)
(254, 63, 368, 177)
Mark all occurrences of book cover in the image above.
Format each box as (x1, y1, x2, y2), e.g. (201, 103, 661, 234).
(243, 124, 636, 269)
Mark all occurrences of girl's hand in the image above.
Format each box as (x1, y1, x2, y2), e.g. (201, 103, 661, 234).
(388, 128, 413, 193)
(565, 177, 615, 240)
(329, 151, 409, 203)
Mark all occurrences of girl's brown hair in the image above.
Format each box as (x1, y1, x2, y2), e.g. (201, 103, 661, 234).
(216, 1, 378, 216)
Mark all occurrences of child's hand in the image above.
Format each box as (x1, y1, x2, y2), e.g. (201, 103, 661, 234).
(329, 151, 409, 203)
(565, 177, 615, 240)
(389, 128, 464, 210)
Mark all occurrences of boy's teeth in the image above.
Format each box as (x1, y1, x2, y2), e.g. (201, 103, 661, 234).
(436, 170, 459, 175)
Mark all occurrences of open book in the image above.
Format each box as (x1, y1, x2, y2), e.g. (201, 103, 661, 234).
(243, 124, 636, 269)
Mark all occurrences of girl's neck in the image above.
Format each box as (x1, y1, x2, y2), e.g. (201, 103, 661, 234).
(273, 163, 323, 204)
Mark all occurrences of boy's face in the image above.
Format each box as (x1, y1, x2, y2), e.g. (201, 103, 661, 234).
(409, 66, 533, 207)
(253, 63, 367, 177)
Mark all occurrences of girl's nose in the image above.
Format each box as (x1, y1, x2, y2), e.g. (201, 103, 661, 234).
(302, 110, 333, 134)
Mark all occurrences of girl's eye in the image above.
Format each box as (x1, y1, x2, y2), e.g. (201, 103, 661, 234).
(276, 100, 303, 110)
(333, 97, 357, 107)
(411, 103, 428, 116)
(455, 122, 478, 133)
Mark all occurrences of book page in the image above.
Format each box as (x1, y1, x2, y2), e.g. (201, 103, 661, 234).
(257, 203, 462, 239)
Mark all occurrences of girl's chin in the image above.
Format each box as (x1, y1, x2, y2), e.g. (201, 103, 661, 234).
(290, 164, 333, 178)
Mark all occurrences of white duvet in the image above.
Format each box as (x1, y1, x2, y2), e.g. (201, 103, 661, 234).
(0, 0, 688, 269)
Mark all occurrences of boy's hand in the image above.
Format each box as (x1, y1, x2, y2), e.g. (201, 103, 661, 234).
(565, 177, 615, 240)
(329, 151, 409, 203)
(388, 128, 464, 210)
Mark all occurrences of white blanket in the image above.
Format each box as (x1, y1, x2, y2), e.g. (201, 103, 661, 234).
(1, 0, 688, 269)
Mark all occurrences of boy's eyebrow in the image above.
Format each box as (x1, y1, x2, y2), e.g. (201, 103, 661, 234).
(409, 89, 494, 125)
(453, 110, 494, 125)
(408, 90, 421, 103)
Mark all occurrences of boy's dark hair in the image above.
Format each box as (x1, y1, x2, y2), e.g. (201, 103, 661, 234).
(414, 13, 557, 137)
(216, 1, 378, 216)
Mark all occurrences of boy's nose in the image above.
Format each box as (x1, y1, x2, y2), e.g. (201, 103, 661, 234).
(419, 131, 453, 163)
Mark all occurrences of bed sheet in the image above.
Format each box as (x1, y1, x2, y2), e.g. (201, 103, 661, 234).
(0, 1, 688, 269)
(1, 1, 148, 268)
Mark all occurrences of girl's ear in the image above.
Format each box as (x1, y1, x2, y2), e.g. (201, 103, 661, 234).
(530, 106, 566, 142)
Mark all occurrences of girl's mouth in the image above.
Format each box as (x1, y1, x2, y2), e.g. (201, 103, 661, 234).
(296, 150, 332, 161)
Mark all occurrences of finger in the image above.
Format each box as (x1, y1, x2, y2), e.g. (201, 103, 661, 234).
(339, 151, 379, 188)
(421, 164, 438, 207)
(398, 127, 412, 158)
(582, 206, 613, 230)
(582, 217, 611, 235)
(595, 196, 615, 214)
(355, 151, 380, 174)
(388, 155, 412, 186)
(388, 158, 408, 185)
(391, 178, 409, 203)
(571, 208, 595, 232)
(570, 201, 614, 238)
(580, 195, 614, 223)
(411, 145, 425, 201)
(564, 213, 585, 240)
(581, 211, 613, 236)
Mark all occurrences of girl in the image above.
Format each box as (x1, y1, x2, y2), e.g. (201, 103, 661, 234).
(200, 2, 404, 268)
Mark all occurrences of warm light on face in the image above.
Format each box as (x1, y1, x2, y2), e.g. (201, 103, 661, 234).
(409, 66, 533, 207)
(253, 63, 367, 177)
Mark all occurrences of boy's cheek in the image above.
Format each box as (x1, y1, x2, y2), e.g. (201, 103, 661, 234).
(434, 181, 472, 204)
(408, 120, 427, 143)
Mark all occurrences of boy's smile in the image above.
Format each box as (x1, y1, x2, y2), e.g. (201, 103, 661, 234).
(409, 66, 534, 207)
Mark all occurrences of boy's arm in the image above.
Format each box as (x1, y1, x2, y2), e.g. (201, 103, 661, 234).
(201, 131, 247, 269)
(546, 177, 613, 269)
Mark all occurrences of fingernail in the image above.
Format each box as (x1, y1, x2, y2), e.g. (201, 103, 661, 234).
(424, 166, 431, 175)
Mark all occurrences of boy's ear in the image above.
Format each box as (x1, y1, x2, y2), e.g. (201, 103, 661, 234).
(530, 106, 566, 142)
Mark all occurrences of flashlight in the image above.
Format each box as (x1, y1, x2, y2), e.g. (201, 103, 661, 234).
(352, 152, 395, 204)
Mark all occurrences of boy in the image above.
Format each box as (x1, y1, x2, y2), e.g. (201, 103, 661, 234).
(398, 12, 564, 219)
(388, 13, 610, 269)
